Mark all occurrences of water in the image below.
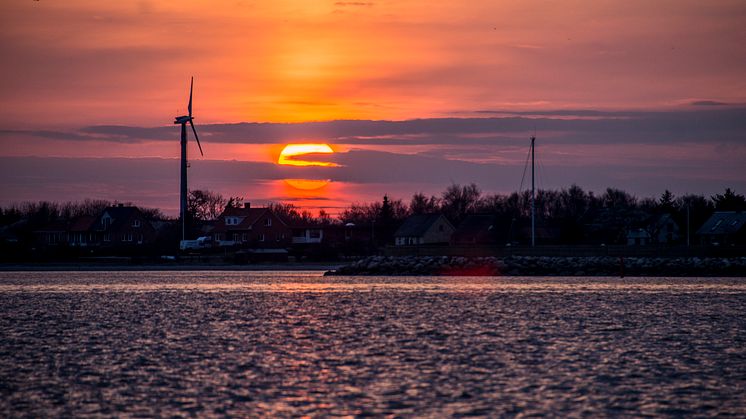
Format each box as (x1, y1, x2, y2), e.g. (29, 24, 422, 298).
(1, 271, 745, 417)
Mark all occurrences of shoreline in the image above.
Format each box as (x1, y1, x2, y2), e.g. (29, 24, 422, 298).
(0, 262, 343, 272)
(326, 255, 746, 277)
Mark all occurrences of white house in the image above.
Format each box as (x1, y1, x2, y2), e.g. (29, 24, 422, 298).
(394, 214, 455, 246)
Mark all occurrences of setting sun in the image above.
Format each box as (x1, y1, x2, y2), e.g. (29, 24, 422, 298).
(277, 143, 337, 167)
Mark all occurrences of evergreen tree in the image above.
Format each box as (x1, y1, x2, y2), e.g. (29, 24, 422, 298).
(658, 189, 675, 212)
(711, 188, 746, 211)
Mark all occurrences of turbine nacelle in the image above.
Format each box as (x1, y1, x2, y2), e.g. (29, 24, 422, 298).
(173, 77, 203, 156)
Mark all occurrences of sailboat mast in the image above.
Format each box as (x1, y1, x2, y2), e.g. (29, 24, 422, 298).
(531, 135, 536, 247)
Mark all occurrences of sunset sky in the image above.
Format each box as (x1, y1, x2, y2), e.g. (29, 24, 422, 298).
(1, 1, 745, 215)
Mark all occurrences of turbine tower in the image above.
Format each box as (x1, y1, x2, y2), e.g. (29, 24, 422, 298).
(174, 77, 204, 244)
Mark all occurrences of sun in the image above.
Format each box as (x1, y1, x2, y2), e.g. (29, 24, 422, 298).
(283, 179, 331, 191)
(278, 143, 337, 191)
(277, 143, 337, 167)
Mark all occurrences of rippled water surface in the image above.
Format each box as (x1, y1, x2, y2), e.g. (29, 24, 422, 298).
(1, 271, 745, 417)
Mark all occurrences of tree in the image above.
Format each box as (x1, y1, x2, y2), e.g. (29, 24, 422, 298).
(409, 192, 439, 215)
(440, 183, 481, 224)
(601, 188, 636, 209)
(318, 210, 333, 225)
(339, 202, 381, 225)
(188, 189, 227, 221)
(380, 195, 393, 224)
(658, 190, 675, 212)
(225, 196, 244, 209)
(268, 203, 303, 223)
(711, 188, 746, 211)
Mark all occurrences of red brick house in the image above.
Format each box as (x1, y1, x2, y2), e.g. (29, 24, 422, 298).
(212, 204, 291, 248)
(95, 205, 157, 247)
(34, 205, 157, 248)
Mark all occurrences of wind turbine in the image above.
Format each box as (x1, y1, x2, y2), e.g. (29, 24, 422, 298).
(174, 77, 204, 244)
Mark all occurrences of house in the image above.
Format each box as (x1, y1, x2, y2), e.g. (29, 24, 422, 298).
(452, 214, 499, 245)
(35, 220, 68, 246)
(696, 211, 746, 245)
(626, 228, 651, 246)
(394, 214, 455, 246)
(67, 215, 98, 247)
(291, 224, 326, 244)
(95, 205, 157, 246)
(212, 203, 291, 248)
(651, 213, 680, 244)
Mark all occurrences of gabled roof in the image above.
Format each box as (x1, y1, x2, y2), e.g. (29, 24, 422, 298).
(100, 206, 141, 231)
(215, 207, 287, 232)
(455, 214, 495, 235)
(395, 214, 449, 237)
(35, 219, 68, 232)
(69, 216, 97, 232)
(696, 211, 746, 236)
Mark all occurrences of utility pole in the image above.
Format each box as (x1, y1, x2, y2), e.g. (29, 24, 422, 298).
(687, 204, 690, 247)
(531, 135, 536, 247)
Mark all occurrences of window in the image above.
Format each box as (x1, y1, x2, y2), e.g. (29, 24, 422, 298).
(132, 220, 141, 228)
(233, 233, 240, 242)
(264, 218, 272, 227)
(104, 233, 111, 242)
(138, 234, 143, 243)
(242, 233, 247, 241)
(102, 216, 111, 229)
(259, 233, 265, 242)
(310, 229, 321, 239)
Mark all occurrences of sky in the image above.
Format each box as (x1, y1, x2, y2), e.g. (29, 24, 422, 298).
(1, 1, 745, 215)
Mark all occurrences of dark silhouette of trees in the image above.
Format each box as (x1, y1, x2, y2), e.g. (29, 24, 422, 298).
(711, 188, 746, 211)
(225, 196, 244, 209)
(440, 183, 481, 224)
(409, 193, 439, 215)
(658, 190, 675, 212)
(188, 189, 227, 221)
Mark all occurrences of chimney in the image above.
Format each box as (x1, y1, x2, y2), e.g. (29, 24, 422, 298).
(244, 202, 251, 209)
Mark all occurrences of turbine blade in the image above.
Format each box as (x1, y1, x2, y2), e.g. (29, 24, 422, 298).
(190, 120, 204, 156)
(188, 77, 193, 117)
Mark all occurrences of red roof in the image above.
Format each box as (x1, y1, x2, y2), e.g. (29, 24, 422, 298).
(69, 216, 97, 232)
(214, 207, 279, 232)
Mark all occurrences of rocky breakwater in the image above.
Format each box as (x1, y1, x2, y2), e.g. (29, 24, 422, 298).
(326, 255, 746, 276)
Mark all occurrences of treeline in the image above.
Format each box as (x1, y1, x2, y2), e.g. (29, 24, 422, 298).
(335, 185, 746, 244)
(2, 185, 744, 244)
(337, 184, 745, 224)
(0, 199, 165, 227)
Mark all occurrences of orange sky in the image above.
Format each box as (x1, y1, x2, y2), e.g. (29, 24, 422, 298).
(2, 1, 745, 127)
(1, 1, 745, 214)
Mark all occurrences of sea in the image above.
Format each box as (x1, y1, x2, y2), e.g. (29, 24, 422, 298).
(1, 271, 745, 417)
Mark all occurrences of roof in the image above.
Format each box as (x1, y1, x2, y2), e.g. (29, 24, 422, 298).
(627, 228, 651, 239)
(394, 214, 447, 237)
(36, 219, 68, 232)
(100, 206, 141, 231)
(696, 211, 746, 236)
(214, 207, 286, 232)
(455, 214, 495, 235)
(69, 216, 97, 232)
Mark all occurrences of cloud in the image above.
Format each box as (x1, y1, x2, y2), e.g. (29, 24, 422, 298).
(4, 107, 745, 148)
(690, 100, 733, 106)
(3, 149, 744, 214)
(334, 2, 374, 6)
